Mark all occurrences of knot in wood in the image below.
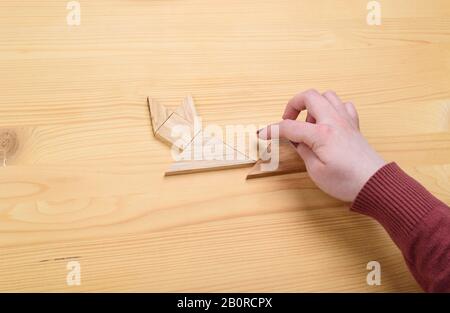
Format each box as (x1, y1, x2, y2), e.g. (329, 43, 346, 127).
(0, 129, 19, 157)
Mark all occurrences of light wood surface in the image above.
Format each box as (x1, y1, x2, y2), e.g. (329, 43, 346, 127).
(0, 0, 449, 292)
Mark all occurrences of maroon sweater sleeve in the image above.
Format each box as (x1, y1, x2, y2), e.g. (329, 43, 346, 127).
(351, 162, 450, 292)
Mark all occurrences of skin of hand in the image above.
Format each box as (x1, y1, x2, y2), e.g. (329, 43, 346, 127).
(258, 89, 386, 202)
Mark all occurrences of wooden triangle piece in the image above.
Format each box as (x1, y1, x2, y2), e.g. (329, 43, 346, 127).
(246, 139, 307, 179)
(147, 97, 171, 134)
(165, 158, 255, 176)
(165, 131, 255, 176)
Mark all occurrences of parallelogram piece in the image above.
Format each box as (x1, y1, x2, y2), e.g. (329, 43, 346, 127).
(246, 139, 307, 179)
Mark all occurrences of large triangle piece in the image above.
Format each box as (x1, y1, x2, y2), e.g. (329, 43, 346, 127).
(165, 131, 255, 176)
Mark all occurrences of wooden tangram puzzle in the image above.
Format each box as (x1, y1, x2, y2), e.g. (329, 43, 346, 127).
(147, 96, 307, 179)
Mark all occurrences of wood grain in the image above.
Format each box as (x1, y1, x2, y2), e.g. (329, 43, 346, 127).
(0, 0, 449, 292)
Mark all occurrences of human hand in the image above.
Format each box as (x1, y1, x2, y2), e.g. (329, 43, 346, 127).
(258, 89, 386, 202)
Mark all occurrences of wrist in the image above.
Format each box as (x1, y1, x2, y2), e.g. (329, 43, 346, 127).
(352, 154, 386, 202)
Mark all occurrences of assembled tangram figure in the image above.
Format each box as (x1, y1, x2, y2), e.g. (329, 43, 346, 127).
(147, 95, 306, 179)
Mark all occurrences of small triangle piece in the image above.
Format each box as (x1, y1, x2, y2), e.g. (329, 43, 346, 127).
(147, 97, 171, 134)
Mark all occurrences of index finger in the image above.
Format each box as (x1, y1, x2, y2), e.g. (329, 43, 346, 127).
(283, 89, 334, 121)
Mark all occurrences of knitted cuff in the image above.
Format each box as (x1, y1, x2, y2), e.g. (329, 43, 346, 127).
(351, 162, 444, 239)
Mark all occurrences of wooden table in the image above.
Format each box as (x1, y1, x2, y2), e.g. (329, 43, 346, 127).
(1, 0, 449, 292)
